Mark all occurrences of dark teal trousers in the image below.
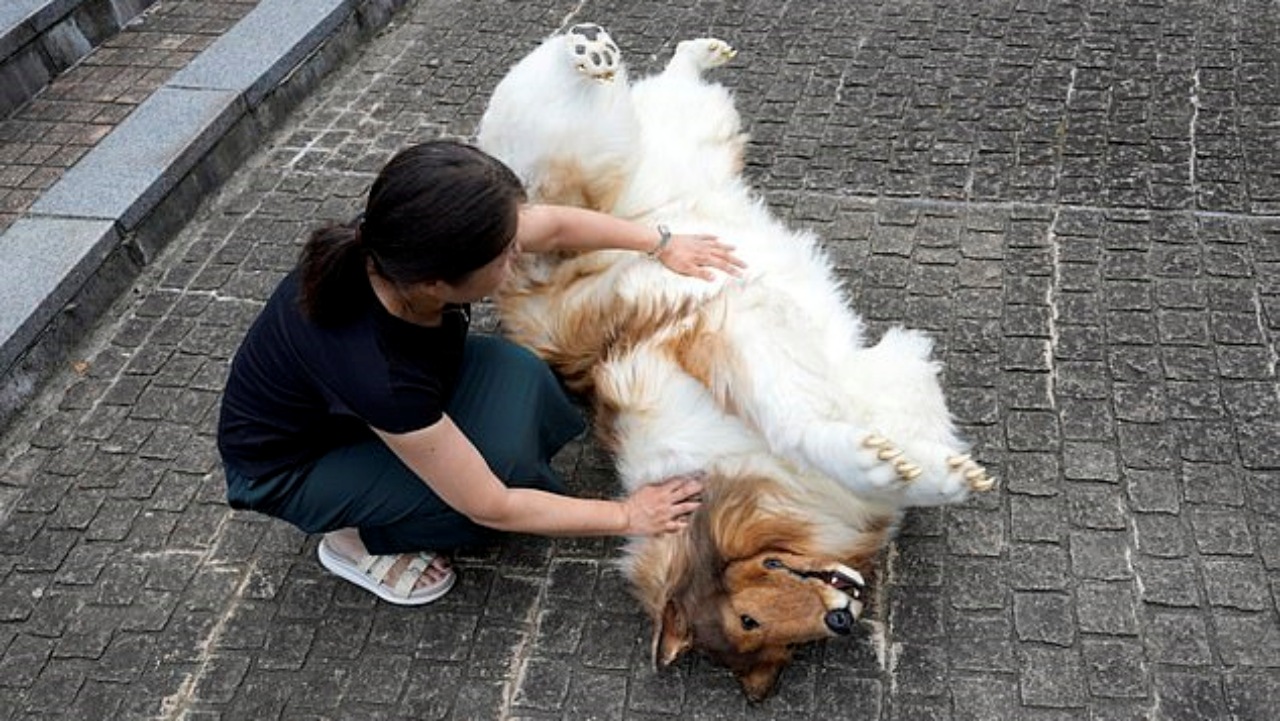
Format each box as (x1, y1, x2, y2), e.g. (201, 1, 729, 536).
(225, 334, 585, 554)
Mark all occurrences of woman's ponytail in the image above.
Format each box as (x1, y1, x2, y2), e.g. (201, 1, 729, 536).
(297, 220, 366, 325)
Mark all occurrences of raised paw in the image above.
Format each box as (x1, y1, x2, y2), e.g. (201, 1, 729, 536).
(948, 454, 996, 493)
(855, 434, 995, 507)
(863, 435, 924, 483)
(674, 38, 737, 71)
(566, 23, 622, 82)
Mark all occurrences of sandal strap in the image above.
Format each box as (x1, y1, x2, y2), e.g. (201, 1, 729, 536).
(359, 554, 400, 584)
(349, 549, 447, 599)
(392, 555, 432, 597)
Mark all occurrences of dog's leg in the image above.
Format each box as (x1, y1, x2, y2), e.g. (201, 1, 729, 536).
(664, 37, 737, 76)
(667, 308, 992, 506)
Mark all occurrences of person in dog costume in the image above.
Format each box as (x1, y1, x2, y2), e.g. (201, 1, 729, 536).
(217, 140, 743, 605)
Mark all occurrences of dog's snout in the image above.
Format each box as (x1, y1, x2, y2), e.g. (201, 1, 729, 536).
(824, 608, 855, 635)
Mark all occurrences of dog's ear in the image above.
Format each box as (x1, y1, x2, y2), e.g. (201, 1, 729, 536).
(652, 600, 693, 668)
(737, 660, 786, 703)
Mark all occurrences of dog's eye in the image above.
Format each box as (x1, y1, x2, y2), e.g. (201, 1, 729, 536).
(763, 558, 783, 570)
(740, 615, 760, 631)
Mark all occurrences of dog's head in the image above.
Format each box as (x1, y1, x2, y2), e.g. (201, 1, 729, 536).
(634, 476, 885, 701)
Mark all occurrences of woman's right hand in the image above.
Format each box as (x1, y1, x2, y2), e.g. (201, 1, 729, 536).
(621, 473, 706, 536)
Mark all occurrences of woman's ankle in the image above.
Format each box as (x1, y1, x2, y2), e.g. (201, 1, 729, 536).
(323, 528, 366, 559)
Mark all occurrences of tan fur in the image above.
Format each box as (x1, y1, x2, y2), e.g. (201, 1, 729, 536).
(498, 256, 701, 395)
(618, 469, 896, 700)
(534, 158, 628, 212)
(661, 307, 744, 418)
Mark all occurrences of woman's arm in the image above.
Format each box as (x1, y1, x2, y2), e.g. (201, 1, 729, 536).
(515, 204, 745, 281)
(374, 416, 702, 537)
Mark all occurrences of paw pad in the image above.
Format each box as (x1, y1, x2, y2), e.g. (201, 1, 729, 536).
(567, 23, 621, 81)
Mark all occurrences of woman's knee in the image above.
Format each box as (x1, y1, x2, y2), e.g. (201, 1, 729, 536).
(466, 334, 552, 382)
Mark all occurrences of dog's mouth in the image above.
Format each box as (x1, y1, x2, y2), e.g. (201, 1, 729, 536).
(767, 558, 865, 600)
(798, 568, 864, 597)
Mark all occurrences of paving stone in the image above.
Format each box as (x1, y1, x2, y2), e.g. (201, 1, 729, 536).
(1009, 495, 1066, 543)
(946, 507, 1006, 557)
(1013, 592, 1075, 646)
(1003, 452, 1062, 497)
(952, 674, 1019, 721)
(1081, 638, 1149, 699)
(1144, 612, 1214, 667)
(1223, 671, 1280, 721)
(1212, 612, 1280, 667)
(1201, 558, 1271, 612)
(892, 641, 948, 698)
(1070, 530, 1135, 581)
(1062, 442, 1121, 483)
(0, 633, 53, 688)
(1133, 512, 1190, 558)
(1187, 507, 1256, 556)
(1076, 581, 1140, 636)
(1065, 484, 1128, 530)
(1152, 672, 1230, 721)
(1018, 645, 1087, 709)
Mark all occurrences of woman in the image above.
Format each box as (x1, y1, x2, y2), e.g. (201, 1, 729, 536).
(217, 140, 744, 605)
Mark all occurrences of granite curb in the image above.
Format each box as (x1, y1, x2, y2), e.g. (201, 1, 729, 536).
(0, 0, 412, 433)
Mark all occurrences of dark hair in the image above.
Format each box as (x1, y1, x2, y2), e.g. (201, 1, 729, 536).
(297, 140, 526, 324)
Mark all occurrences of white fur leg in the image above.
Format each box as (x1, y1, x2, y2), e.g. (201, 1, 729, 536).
(798, 427, 995, 507)
(671, 38, 737, 72)
(793, 421, 909, 493)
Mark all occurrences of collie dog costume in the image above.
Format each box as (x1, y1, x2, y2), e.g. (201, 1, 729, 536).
(477, 24, 994, 700)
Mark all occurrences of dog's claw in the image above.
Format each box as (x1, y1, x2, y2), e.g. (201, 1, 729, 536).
(863, 435, 889, 449)
(969, 475, 996, 491)
(947, 454, 971, 469)
(676, 38, 737, 71)
(877, 448, 903, 462)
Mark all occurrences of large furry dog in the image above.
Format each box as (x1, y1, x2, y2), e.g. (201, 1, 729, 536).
(477, 25, 994, 700)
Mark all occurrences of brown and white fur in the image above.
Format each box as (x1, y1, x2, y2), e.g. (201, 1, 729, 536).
(477, 24, 994, 701)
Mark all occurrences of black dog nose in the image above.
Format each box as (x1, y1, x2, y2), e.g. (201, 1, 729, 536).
(825, 608, 855, 635)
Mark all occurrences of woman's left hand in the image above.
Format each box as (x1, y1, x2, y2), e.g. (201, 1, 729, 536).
(657, 233, 746, 281)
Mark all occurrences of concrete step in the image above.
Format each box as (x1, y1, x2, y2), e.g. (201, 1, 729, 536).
(0, 0, 158, 119)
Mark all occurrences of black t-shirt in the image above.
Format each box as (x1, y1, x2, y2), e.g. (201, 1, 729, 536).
(217, 270, 469, 479)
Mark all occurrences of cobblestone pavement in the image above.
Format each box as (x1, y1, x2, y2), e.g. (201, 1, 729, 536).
(2, 0, 1278, 719)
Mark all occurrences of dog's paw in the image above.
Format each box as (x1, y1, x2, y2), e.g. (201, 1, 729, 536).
(832, 434, 918, 492)
(675, 38, 737, 71)
(854, 435, 996, 506)
(947, 453, 996, 493)
(566, 23, 621, 82)
(861, 435, 925, 483)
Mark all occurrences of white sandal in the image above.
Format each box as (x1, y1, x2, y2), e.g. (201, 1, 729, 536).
(317, 539, 456, 606)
